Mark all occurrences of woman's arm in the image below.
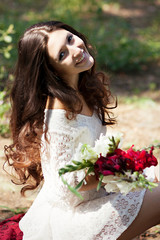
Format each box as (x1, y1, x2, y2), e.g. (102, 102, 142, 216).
(46, 100, 104, 193)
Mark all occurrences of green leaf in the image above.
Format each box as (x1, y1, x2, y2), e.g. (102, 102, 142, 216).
(61, 176, 83, 200)
(86, 166, 94, 175)
(4, 35, 12, 43)
(75, 179, 84, 190)
(75, 167, 94, 190)
(97, 174, 104, 191)
(7, 24, 14, 34)
(4, 51, 10, 59)
(0, 205, 27, 214)
(72, 160, 82, 165)
(59, 159, 94, 177)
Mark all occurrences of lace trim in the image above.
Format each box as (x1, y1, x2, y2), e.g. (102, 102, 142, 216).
(93, 190, 146, 240)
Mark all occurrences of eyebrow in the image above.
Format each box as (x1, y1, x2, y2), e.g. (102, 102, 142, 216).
(55, 32, 70, 61)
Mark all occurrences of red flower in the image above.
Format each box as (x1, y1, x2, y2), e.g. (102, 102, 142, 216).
(124, 146, 158, 171)
(145, 147, 158, 167)
(94, 146, 158, 177)
(94, 153, 125, 177)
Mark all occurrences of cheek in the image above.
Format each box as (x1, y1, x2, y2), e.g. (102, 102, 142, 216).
(49, 57, 75, 76)
(62, 57, 75, 69)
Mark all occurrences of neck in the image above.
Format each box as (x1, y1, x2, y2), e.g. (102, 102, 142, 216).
(65, 74, 79, 91)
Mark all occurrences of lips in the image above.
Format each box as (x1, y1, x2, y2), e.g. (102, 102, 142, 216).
(75, 50, 86, 65)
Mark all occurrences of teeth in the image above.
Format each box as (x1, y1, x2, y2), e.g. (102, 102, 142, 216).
(76, 51, 85, 64)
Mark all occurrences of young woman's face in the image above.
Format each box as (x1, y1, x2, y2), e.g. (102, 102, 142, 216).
(47, 29, 94, 85)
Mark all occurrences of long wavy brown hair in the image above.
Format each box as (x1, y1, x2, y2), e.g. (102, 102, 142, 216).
(4, 21, 117, 196)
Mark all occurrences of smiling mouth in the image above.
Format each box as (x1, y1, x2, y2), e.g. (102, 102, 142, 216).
(76, 50, 86, 65)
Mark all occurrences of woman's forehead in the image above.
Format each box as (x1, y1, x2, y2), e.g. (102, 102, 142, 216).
(47, 29, 70, 61)
(48, 28, 69, 43)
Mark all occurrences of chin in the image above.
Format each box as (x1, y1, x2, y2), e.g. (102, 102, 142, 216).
(89, 56, 94, 67)
(85, 56, 94, 69)
(87, 60, 94, 71)
(78, 57, 94, 73)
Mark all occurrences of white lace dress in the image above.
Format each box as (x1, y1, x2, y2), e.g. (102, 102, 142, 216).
(19, 109, 146, 240)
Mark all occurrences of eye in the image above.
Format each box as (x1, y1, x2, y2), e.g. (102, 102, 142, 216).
(59, 51, 65, 61)
(68, 34, 73, 43)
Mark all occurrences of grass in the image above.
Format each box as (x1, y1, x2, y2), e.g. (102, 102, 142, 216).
(117, 95, 157, 108)
(0, 205, 27, 214)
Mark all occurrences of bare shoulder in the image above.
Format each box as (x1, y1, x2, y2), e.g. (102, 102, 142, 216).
(46, 97, 66, 110)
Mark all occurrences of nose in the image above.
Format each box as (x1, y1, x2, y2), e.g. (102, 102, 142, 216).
(69, 36, 84, 59)
(73, 47, 83, 58)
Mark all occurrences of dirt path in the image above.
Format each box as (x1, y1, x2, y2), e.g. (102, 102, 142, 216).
(110, 96, 160, 149)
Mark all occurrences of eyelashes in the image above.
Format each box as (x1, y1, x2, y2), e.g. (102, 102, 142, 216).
(59, 51, 65, 61)
(59, 34, 73, 61)
(67, 34, 73, 43)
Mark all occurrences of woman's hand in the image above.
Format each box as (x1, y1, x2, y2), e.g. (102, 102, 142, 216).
(79, 174, 105, 192)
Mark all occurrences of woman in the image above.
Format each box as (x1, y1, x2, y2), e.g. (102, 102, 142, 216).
(5, 21, 160, 240)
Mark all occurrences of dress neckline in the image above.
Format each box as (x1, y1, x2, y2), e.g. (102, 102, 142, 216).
(45, 108, 95, 118)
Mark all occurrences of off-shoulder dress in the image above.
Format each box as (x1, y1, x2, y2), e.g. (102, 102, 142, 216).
(19, 109, 146, 240)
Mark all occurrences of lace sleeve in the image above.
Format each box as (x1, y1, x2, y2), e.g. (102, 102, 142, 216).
(49, 126, 87, 184)
(41, 110, 92, 205)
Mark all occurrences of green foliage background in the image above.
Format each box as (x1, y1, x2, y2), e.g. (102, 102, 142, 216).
(1, 0, 160, 76)
(0, 0, 160, 136)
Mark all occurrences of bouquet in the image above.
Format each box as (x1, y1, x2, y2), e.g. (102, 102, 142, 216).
(59, 133, 159, 199)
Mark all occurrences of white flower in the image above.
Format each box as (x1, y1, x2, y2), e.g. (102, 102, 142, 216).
(116, 181, 137, 195)
(94, 132, 123, 157)
(75, 169, 86, 183)
(103, 174, 138, 195)
(94, 133, 111, 157)
(103, 175, 120, 193)
(102, 175, 119, 184)
(104, 182, 119, 193)
(113, 132, 123, 148)
(73, 143, 98, 164)
(73, 143, 84, 162)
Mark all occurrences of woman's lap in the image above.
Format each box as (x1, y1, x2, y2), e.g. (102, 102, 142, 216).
(118, 182, 160, 240)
